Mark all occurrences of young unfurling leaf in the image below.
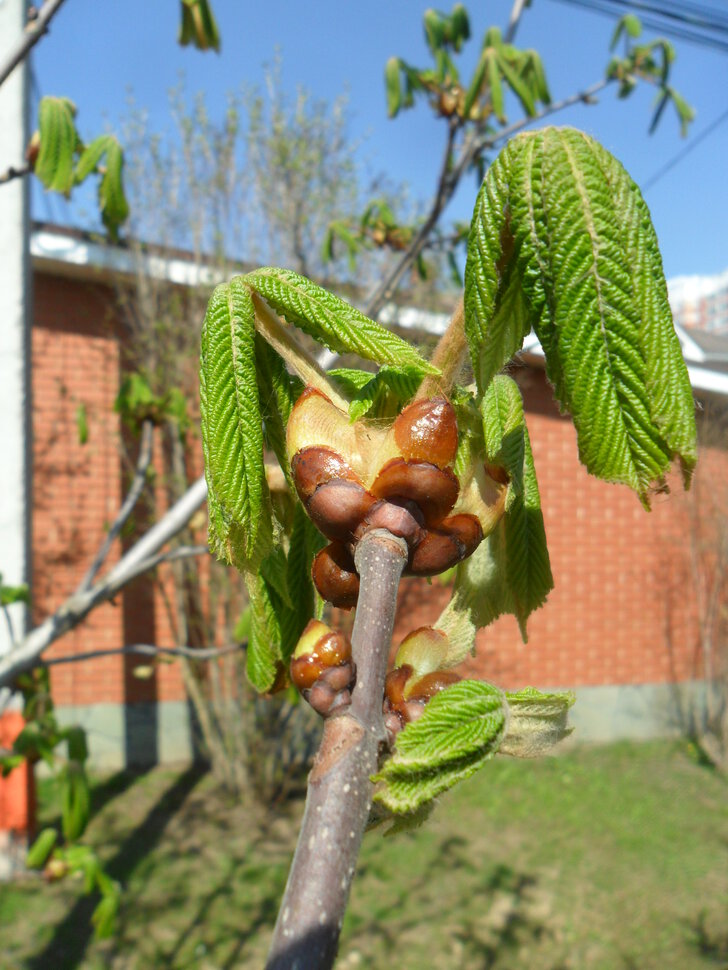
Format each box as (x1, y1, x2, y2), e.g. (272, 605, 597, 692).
(465, 127, 696, 504)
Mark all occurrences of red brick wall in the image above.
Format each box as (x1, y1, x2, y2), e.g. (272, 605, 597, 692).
(31, 268, 711, 710)
(32, 270, 187, 708)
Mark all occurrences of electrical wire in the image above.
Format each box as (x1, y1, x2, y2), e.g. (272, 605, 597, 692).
(549, 0, 728, 53)
(642, 104, 728, 191)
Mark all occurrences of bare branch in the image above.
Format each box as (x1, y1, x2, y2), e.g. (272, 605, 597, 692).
(362, 67, 611, 322)
(0, 0, 69, 90)
(42, 641, 242, 666)
(266, 529, 408, 970)
(77, 419, 155, 593)
(0, 163, 31, 185)
(0, 477, 208, 688)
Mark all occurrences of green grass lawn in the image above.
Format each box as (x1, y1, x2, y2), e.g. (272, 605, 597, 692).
(1, 740, 727, 969)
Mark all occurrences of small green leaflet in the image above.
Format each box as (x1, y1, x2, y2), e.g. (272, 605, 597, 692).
(243, 268, 437, 376)
(372, 680, 507, 814)
(245, 569, 282, 693)
(75, 134, 129, 239)
(500, 687, 575, 757)
(480, 376, 553, 635)
(26, 828, 58, 869)
(178, 0, 220, 51)
(464, 126, 697, 505)
(35, 97, 79, 195)
(437, 377, 551, 651)
(200, 280, 271, 571)
(339, 365, 423, 422)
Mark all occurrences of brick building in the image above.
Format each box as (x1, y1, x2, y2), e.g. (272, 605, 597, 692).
(3, 225, 728, 795)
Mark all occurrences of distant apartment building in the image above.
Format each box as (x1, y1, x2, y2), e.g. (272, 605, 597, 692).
(668, 267, 728, 334)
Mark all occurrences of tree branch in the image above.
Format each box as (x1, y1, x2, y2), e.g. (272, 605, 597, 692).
(41, 640, 242, 666)
(0, 163, 31, 185)
(265, 529, 408, 970)
(77, 419, 155, 593)
(0, 477, 208, 688)
(0, 0, 69, 90)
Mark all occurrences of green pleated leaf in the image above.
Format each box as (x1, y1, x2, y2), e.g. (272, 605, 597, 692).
(200, 280, 271, 571)
(328, 367, 377, 397)
(372, 680, 507, 813)
(465, 126, 697, 504)
(481, 376, 553, 636)
(244, 268, 437, 375)
(501, 687, 575, 757)
(245, 571, 282, 692)
(75, 134, 129, 239)
(35, 97, 79, 195)
(464, 139, 533, 392)
(279, 504, 322, 663)
(255, 335, 300, 488)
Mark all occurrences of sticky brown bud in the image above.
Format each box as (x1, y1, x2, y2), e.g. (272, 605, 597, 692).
(290, 619, 351, 692)
(291, 446, 361, 503)
(384, 664, 415, 716)
(312, 543, 360, 609)
(407, 514, 483, 576)
(407, 669, 461, 702)
(439, 513, 483, 559)
(306, 479, 376, 542)
(393, 396, 458, 468)
(407, 529, 461, 576)
(371, 458, 459, 526)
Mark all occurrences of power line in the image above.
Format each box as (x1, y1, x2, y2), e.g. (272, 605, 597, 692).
(596, 0, 728, 34)
(642, 104, 728, 191)
(549, 0, 728, 53)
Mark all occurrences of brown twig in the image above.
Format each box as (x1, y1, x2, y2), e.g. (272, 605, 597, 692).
(265, 529, 408, 970)
(40, 641, 242, 666)
(77, 419, 155, 593)
(0, 163, 31, 185)
(0, 0, 69, 90)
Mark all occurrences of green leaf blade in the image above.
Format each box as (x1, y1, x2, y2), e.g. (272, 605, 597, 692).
(373, 680, 507, 813)
(35, 97, 78, 195)
(200, 280, 271, 570)
(244, 268, 437, 375)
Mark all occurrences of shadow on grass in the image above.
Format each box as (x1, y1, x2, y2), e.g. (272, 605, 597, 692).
(348, 834, 554, 968)
(26, 763, 208, 970)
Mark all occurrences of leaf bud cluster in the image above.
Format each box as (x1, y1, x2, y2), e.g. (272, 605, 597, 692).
(289, 619, 356, 717)
(382, 626, 461, 742)
(287, 388, 500, 608)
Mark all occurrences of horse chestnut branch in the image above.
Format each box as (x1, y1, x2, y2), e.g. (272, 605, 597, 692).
(286, 387, 506, 608)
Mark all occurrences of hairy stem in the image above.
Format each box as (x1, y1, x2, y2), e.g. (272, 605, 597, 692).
(252, 292, 350, 411)
(265, 529, 408, 970)
(415, 296, 467, 400)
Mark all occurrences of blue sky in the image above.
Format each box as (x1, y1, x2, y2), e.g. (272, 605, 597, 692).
(31, 0, 728, 281)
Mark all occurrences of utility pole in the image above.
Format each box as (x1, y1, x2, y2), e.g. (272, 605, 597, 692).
(0, 0, 34, 877)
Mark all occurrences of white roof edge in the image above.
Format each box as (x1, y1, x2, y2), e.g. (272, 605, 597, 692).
(30, 228, 225, 288)
(29, 227, 728, 399)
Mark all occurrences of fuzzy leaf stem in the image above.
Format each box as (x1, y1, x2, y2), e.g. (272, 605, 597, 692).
(265, 529, 409, 970)
(415, 295, 468, 401)
(251, 292, 350, 412)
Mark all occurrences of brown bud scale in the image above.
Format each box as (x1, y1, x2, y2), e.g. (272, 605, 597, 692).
(311, 543, 360, 609)
(371, 458, 459, 526)
(305, 479, 376, 542)
(292, 446, 361, 503)
(393, 396, 458, 468)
